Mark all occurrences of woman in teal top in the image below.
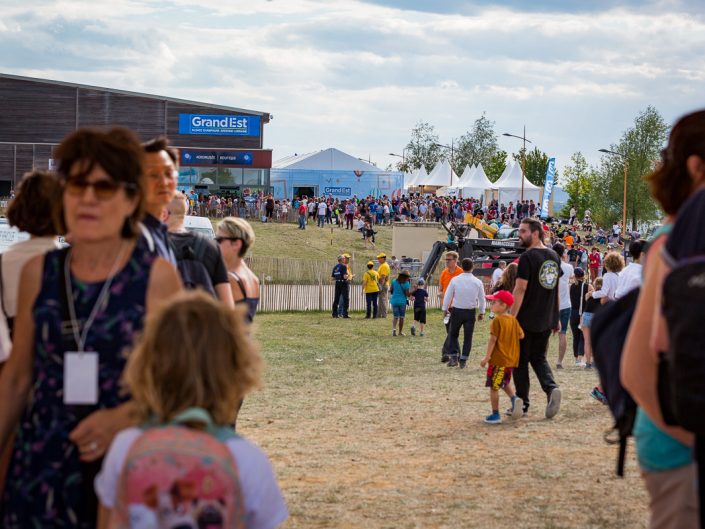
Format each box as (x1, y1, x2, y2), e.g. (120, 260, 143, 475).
(390, 270, 411, 336)
(621, 110, 705, 529)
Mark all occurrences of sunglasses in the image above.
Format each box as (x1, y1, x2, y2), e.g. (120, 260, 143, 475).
(64, 178, 135, 200)
(215, 236, 241, 244)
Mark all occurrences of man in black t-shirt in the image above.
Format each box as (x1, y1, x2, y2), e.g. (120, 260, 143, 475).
(511, 218, 562, 418)
(166, 193, 233, 306)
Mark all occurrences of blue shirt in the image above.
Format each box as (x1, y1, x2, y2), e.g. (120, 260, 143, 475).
(141, 213, 176, 265)
(413, 288, 428, 309)
(331, 263, 347, 281)
(390, 279, 410, 306)
(634, 408, 692, 472)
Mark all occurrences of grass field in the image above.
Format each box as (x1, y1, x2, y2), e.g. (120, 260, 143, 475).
(240, 311, 648, 529)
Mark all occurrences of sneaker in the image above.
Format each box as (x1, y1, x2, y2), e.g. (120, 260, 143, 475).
(410, 326, 416, 336)
(399, 332, 406, 337)
(576, 361, 586, 367)
(459, 360, 467, 369)
(556, 363, 563, 369)
(546, 388, 562, 419)
(441, 355, 449, 363)
(447, 358, 459, 367)
(484, 411, 502, 424)
(510, 397, 524, 420)
(585, 363, 593, 369)
(590, 386, 608, 405)
(574, 360, 581, 366)
(392, 330, 397, 336)
(420, 332, 425, 337)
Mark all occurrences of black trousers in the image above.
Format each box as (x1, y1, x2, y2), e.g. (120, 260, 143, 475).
(365, 292, 379, 318)
(514, 329, 559, 412)
(445, 308, 476, 360)
(570, 309, 584, 358)
(332, 282, 349, 316)
(441, 308, 458, 359)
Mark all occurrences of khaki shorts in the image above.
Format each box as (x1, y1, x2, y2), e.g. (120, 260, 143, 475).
(642, 463, 698, 529)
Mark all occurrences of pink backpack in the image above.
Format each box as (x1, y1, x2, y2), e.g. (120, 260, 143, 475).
(110, 408, 246, 529)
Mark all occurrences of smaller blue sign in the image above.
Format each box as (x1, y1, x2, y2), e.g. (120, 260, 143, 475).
(324, 186, 352, 196)
(180, 150, 254, 166)
(179, 114, 261, 137)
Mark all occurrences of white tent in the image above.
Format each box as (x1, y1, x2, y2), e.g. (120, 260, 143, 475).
(273, 147, 378, 171)
(403, 169, 417, 190)
(459, 163, 494, 200)
(407, 166, 428, 189)
(494, 161, 514, 187)
(456, 165, 476, 187)
(417, 159, 458, 187)
(493, 162, 542, 205)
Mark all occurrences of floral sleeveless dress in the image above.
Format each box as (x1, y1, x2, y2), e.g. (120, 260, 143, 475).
(1, 243, 155, 528)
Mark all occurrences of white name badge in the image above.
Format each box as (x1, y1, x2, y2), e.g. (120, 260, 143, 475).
(63, 352, 99, 405)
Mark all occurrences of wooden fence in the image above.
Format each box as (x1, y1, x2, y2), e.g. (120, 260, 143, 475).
(257, 282, 493, 312)
(258, 283, 443, 312)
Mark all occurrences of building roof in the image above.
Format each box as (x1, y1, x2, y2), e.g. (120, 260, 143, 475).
(273, 148, 379, 171)
(0, 73, 270, 122)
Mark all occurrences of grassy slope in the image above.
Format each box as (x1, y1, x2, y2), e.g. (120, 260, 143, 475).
(241, 311, 648, 529)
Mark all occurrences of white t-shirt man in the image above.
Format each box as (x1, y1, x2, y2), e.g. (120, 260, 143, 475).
(612, 223, 621, 237)
(558, 260, 574, 311)
(95, 428, 288, 529)
(317, 201, 327, 216)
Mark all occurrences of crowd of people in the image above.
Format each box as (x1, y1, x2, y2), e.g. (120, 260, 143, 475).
(0, 127, 287, 529)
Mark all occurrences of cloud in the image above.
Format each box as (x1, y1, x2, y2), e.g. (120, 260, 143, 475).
(1, 0, 704, 172)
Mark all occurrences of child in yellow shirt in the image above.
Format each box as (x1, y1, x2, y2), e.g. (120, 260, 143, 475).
(480, 290, 524, 424)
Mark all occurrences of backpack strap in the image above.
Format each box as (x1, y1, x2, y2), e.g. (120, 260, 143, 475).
(138, 222, 155, 253)
(0, 253, 8, 321)
(165, 407, 239, 443)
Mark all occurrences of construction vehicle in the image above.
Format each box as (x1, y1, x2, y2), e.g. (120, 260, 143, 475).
(418, 221, 525, 281)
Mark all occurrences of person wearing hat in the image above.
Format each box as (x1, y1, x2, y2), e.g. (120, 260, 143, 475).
(331, 255, 350, 318)
(377, 253, 391, 318)
(362, 261, 381, 318)
(480, 290, 524, 423)
(390, 270, 411, 336)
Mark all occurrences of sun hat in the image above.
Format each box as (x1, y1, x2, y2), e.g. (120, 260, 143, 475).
(486, 290, 514, 307)
(367, 261, 374, 266)
(377, 253, 386, 258)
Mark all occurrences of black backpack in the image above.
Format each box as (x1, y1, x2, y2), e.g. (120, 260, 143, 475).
(590, 287, 640, 476)
(170, 233, 217, 297)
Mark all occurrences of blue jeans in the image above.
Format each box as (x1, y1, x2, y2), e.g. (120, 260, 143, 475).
(298, 214, 306, 229)
(317, 214, 325, 227)
(366, 292, 379, 318)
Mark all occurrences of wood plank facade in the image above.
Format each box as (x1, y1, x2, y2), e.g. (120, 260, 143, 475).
(0, 74, 271, 194)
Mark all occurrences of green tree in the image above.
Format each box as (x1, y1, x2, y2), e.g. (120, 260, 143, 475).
(560, 152, 593, 217)
(513, 147, 557, 187)
(599, 106, 667, 229)
(485, 150, 508, 182)
(402, 121, 443, 173)
(453, 113, 500, 175)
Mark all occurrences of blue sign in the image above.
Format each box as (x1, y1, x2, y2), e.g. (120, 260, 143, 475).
(178, 114, 261, 137)
(324, 186, 352, 196)
(180, 150, 253, 166)
(540, 157, 556, 219)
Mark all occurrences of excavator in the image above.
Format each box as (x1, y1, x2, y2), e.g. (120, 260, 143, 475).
(418, 220, 525, 281)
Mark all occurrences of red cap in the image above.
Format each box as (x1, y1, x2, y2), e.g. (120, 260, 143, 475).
(486, 290, 514, 307)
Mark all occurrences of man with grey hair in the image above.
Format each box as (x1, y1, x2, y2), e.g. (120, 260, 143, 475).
(166, 192, 234, 307)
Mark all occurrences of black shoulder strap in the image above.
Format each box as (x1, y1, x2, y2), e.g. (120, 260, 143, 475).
(229, 271, 248, 298)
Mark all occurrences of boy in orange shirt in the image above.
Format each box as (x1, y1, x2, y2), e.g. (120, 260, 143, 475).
(480, 290, 524, 424)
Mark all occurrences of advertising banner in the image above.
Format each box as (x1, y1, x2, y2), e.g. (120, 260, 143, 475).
(178, 114, 261, 136)
(180, 150, 254, 166)
(539, 157, 556, 219)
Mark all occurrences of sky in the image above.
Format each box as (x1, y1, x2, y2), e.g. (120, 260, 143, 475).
(1, 0, 704, 174)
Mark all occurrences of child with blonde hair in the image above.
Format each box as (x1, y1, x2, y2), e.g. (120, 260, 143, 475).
(95, 291, 287, 529)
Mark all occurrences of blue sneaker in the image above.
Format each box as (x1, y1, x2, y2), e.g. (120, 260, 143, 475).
(484, 411, 502, 424)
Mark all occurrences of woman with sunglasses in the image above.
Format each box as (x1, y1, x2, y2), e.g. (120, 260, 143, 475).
(0, 127, 181, 528)
(216, 217, 260, 323)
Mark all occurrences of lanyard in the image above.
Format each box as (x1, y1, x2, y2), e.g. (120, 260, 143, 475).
(64, 243, 127, 353)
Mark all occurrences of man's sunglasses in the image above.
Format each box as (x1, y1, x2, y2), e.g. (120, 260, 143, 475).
(64, 178, 136, 200)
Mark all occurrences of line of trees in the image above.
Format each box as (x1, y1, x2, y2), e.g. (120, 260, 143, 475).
(398, 114, 555, 187)
(398, 106, 668, 229)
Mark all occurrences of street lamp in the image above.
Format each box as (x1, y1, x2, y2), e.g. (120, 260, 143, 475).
(389, 150, 406, 167)
(433, 141, 455, 186)
(502, 127, 532, 202)
(599, 148, 628, 234)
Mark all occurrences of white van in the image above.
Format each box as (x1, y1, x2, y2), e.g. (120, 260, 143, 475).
(184, 215, 215, 239)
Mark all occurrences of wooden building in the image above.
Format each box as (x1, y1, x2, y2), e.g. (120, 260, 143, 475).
(0, 73, 272, 196)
